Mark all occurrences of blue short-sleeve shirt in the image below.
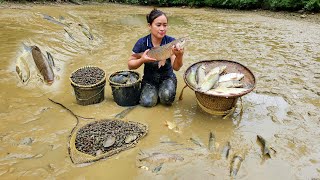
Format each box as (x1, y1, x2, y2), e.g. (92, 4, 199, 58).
(132, 34, 176, 83)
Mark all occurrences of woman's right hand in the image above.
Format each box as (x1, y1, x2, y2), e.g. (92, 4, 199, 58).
(140, 49, 157, 63)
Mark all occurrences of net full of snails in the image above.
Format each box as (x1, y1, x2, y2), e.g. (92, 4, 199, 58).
(69, 119, 148, 165)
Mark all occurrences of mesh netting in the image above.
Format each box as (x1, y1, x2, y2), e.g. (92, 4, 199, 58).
(69, 119, 148, 165)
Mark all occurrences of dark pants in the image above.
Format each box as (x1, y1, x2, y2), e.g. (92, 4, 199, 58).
(139, 76, 177, 107)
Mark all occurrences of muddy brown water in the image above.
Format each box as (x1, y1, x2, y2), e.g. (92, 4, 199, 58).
(0, 3, 319, 179)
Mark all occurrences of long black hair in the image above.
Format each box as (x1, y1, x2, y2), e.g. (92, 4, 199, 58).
(146, 9, 167, 24)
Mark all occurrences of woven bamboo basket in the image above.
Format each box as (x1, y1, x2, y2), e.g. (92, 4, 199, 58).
(183, 60, 256, 115)
(70, 66, 106, 106)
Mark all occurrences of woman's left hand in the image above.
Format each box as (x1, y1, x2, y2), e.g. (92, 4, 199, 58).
(172, 45, 184, 58)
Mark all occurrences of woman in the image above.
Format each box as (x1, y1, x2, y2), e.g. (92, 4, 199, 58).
(128, 9, 184, 107)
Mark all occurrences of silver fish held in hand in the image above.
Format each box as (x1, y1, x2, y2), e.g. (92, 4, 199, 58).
(132, 37, 187, 68)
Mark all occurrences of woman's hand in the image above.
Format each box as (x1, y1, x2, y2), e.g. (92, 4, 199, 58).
(171, 45, 184, 71)
(172, 45, 184, 58)
(141, 49, 157, 63)
(128, 49, 157, 70)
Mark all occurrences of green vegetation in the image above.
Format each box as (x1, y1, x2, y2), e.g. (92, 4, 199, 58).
(116, 0, 320, 11)
(2, 0, 320, 11)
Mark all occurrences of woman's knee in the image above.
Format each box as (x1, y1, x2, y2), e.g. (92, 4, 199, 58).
(139, 83, 158, 107)
(159, 78, 177, 105)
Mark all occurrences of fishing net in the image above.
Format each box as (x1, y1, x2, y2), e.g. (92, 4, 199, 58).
(69, 119, 148, 165)
(48, 99, 147, 165)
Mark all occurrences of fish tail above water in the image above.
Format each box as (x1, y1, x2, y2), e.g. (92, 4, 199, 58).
(257, 135, 274, 158)
(230, 155, 244, 177)
(208, 131, 216, 152)
(221, 141, 231, 159)
(190, 137, 203, 147)
(46, 51, 55, 67)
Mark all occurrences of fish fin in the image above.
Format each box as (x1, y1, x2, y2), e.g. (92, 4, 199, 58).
(46, 51, 55, 67)
(158, 59, 166, 68)
(151, 46, 160, 50)
(21, 42, 32, 52)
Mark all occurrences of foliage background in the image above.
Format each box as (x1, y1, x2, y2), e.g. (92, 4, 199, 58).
(2, 0, 320, 11)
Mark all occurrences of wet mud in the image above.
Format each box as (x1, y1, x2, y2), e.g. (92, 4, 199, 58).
(0, 3, 319, 179)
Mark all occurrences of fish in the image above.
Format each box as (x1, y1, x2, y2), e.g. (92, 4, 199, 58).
(206, 87, 249, 96)
(257, 135, 275, 158)
(186, 66, 198, 88)
(218, 73, 244, 83)
(31, 46, 55, 84)
(78, 24, 94, 40)
(196, 64, 206, 87)
(126, 73, 138, 84)
(198, 66, 226, 92)
(190, 138, 203, 147)
(208, 131, 216, 152)
(204, 66, 227, 81)
(132, 37, 187, 68)
(64, 28, 76, 41)
(230, 155, 243, 177)
(221, 141, 231, 159)
(46, 51, 55, 67)
(110, 74, 129, 84)
(152, 163, 163, 173)
(15, 44, 31, 84)
(115, 106, 136, 119)
(139, 152, 184, 163)
(218, 80, 243, 88)
(43, 14, 68, 27)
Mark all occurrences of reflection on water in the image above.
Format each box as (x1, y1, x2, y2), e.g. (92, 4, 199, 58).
(0, 3, 320, 179)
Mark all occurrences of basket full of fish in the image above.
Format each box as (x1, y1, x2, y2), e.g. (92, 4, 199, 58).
(184, 60, 255, 115)
(70, 66, 106, 106)
(108, 70, 142, 107)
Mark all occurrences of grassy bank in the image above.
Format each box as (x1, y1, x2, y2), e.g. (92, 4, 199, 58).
(1, 0, 320, 12)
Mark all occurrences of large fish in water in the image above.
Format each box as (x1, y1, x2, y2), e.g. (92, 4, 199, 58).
(31, 46, 55, 84)
(132, 37, 187, 68)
